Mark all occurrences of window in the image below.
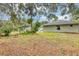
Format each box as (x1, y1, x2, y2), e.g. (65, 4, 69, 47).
(70, 24, 73, 27)
(56, 25, 60, 30)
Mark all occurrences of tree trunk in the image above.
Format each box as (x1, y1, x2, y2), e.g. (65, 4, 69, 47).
(31, 23, 32, 31)
(31, 15, 32, 31)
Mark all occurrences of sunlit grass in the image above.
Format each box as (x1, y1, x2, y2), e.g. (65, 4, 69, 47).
(38, 32, 79, 48)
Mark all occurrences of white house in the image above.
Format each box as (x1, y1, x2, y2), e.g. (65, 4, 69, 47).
(43, 20, 79, 32)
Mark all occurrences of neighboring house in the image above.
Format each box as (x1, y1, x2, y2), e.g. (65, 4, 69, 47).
(43, 20, 79, 32)
(18, 24, 31, 32)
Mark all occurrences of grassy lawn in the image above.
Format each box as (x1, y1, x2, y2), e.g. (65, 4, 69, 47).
(0, 32, 79, 56)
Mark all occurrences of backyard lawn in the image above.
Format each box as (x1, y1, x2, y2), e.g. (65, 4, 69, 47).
(0, 32, 79, 56)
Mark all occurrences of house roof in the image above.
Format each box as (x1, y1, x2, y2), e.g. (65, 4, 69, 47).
(43, 20, 79, 26)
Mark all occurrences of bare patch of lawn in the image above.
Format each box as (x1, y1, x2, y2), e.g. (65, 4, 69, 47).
(0, 32, 79, 55)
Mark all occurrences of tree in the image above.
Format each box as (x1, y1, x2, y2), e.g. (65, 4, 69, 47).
(32, 21, 42, 33)
(25, 3, 37, 31)
(27, 18, 33, 30)
(25, 3, 58, 32)
(59, 3, 79, 20)
(0, 3, 25, 28)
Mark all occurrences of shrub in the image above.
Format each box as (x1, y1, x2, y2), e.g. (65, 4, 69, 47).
(32, 21, 42, 33)
(2, 28, 12, 36)
(0, 26, 13, 36)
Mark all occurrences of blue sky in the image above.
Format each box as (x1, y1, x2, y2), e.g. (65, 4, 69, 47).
(0, 11, 71, 21)
(0, 12, 10, 20)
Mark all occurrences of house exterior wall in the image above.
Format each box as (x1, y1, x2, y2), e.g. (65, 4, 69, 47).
(43, 24, 79, 32)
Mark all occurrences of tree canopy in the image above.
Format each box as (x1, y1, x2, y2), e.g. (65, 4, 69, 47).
(0, 3, 79, 33)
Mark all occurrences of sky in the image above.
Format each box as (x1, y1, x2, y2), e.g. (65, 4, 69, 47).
(0, 3, 79, 21)
(0, 11, 71, 21)
(0, 12, 10, 20)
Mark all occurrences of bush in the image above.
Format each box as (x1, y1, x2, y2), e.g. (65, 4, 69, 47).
(2, 28, 12, 36)
(32, 21, 42, 33)
(0, 26, 13, 36)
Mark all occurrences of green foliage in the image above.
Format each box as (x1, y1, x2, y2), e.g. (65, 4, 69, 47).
(0, 22, 13, 36)
(21, 31, 34, 35)
(2, 28, 12, 36)
(54, 16, 58, 21)
(64, 16, 68, 19)
(47, 14, 58, 21)
(22, 20, 42, 34)
(32, 21, 42, 33)
(18, 3, 25, 10)
(27, 18, 33, 31)
(27, 18, 33, 24)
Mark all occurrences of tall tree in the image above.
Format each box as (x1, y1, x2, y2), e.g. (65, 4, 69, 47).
(24, 3, 58, 31)
(59, 3, 79, 20)
(0, 3, 26, 29)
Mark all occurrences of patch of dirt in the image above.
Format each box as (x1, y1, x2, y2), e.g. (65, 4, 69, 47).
(0, 34, 79, 56)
